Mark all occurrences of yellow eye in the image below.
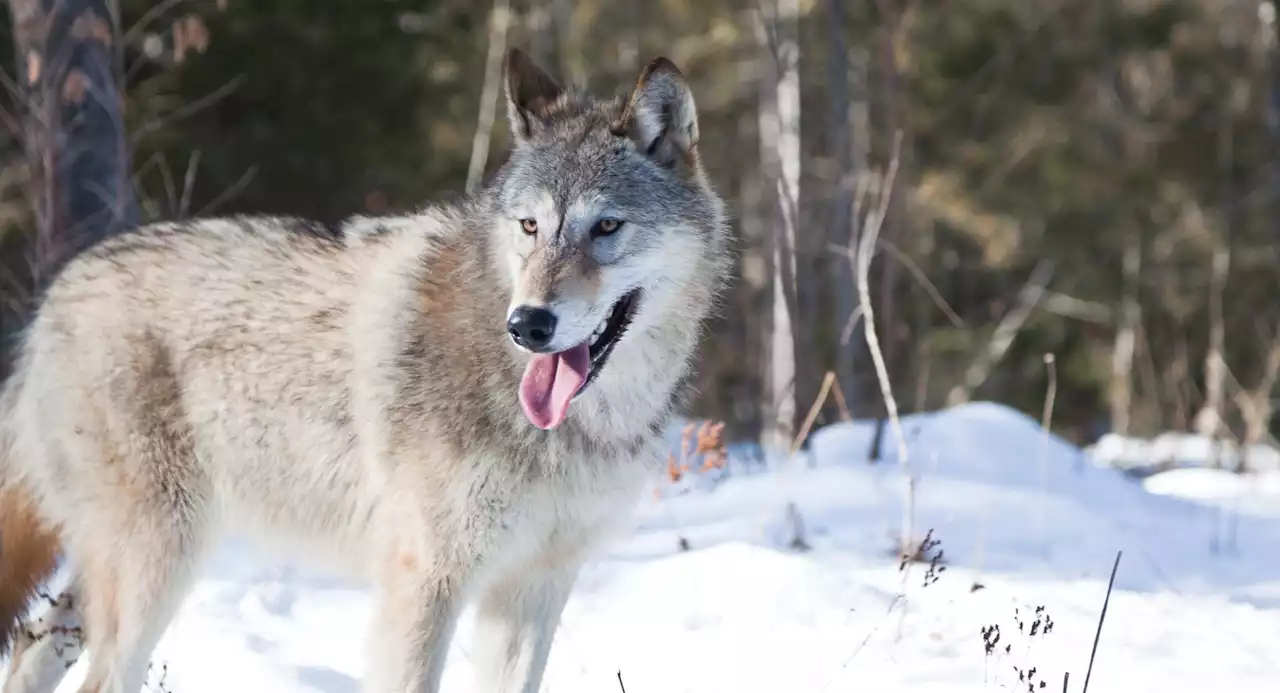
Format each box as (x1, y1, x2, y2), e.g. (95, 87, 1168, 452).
(595, 218, 623, 236)
(520, 218, 538, 235)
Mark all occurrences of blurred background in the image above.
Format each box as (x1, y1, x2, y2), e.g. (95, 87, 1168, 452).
(3, 0, 1280, 461)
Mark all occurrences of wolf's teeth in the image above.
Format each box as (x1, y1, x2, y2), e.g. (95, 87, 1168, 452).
(588, 317, 609, 347)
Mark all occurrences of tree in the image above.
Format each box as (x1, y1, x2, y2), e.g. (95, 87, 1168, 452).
(8, 0, 136, 284)
(758, 0, 802, 451)
(2, 0, 136, 371)
(826, 0, 864, 416)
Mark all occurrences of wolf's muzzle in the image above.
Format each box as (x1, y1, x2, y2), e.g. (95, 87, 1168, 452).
(507, 305, 558, 352)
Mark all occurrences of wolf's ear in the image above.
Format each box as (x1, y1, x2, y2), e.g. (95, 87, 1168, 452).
(505, 48, 564, 141)
(613, 57, 699, 169)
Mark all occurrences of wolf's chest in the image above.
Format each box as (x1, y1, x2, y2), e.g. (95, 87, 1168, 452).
(464, 455, 629, 527)
(456, 450, 645, 566)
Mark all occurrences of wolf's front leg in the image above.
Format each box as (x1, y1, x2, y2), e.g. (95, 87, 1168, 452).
(363, 566, 461, 693)
(469, 564, 579, 693)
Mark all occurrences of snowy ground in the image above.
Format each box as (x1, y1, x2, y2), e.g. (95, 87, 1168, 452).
(1087, 429, 1280, 475)
(1086, 429, 1280, 520)
(7, 402, 1279, 692)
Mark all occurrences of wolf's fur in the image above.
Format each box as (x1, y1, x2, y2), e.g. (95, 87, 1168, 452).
(0, 49, 731, 693)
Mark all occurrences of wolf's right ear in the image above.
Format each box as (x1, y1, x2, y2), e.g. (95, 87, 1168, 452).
(505, 48, 564, 141)
(612, 57, 700, 170)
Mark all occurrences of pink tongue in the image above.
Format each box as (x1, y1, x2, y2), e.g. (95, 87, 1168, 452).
(518, 344, 591, 429)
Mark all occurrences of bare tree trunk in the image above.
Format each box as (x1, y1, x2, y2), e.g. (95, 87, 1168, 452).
(1109, 234, 1141, 437)
(754, 0, 801, 451)
(1233, 332, 1280, 475)
(1163, 333, 1192, 429)
(827, 0, 862, 414)
(764, 0, 802, 451)
(1195, 242, 1230, 451)
(755, 12, 780, 448)
(465, 0, 512, 195)
(1196, 103, 1238, 464)
(1268, 0, 1280, 196)
(1248, 0, 1280, 473)
(737, 81, 769, 438)
(871, 0, 914, 413)
(10, 0, 137, 287)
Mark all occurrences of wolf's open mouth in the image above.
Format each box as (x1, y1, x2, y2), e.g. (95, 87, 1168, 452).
(517, 289, 643, 429)
(577, 288, 642, 397)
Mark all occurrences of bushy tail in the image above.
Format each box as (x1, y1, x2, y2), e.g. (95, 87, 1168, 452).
(0, 382, 62, 660)
(0, 487, 60, 660)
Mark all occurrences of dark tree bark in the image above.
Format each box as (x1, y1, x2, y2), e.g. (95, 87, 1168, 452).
(1271, 8, 1280, 235)
(10, 0, 136, 288)
(826, 0, 858, 414)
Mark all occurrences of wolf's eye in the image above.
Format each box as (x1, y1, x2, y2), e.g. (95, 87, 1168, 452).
(519, 218, 538, 235)
(592, 218, 623, 237)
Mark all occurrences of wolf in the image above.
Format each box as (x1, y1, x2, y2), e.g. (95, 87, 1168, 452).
(0, 48, 731, 693)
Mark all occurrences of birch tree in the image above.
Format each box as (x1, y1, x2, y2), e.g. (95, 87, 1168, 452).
(758, 0, 802, 451)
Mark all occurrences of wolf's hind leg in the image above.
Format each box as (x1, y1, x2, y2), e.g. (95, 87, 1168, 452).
(69, 512, 204, 693)
(56, 338, 210, 693)
(470, 563, 579, 693)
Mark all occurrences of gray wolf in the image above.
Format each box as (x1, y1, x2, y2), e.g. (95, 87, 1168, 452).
(0, 47, 731, 693)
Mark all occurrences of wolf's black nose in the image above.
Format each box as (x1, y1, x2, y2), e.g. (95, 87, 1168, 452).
(507, 306, 558, 351)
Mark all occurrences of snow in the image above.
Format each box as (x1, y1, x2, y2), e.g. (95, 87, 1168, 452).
(6, 401, 1280, 692)
(1141, 467, 1280, 519)
(1087, 430, 1280, 475)
(1085, 429, 1280, 519)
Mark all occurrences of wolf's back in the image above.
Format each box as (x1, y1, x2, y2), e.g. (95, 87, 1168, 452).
(0, 215, 359, 661)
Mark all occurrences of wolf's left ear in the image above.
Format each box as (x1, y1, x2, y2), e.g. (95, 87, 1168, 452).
(613, 57, 700, 169)
(505, 48, 564, 141)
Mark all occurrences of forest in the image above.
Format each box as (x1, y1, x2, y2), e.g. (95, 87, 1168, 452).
(3, 0, 1279, 459)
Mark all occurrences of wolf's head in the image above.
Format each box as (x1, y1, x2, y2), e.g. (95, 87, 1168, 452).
(484, 49, 729, 432)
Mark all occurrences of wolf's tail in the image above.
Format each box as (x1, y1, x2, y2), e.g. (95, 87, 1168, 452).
(0, 376, 62, 660)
